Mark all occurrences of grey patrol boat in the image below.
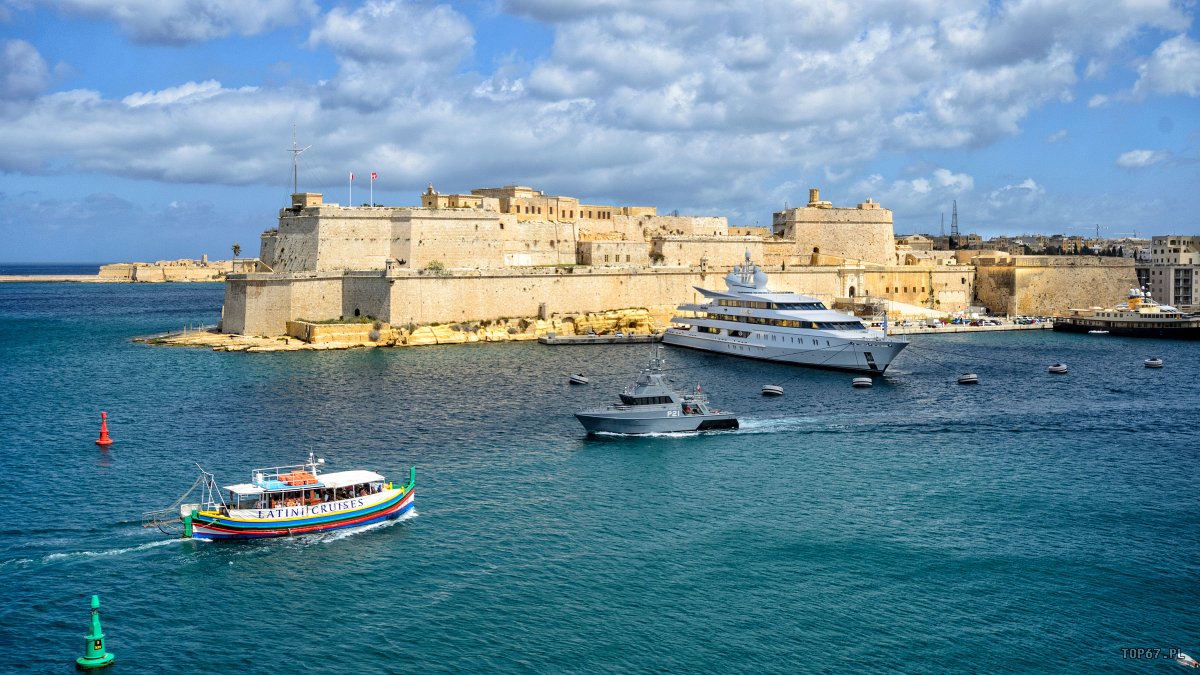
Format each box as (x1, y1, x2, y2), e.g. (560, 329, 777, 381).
(575, 348, 739, 435)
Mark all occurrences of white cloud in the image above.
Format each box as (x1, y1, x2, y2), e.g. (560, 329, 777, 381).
(1132, 34, 1200, 98)
(307, 0, 475, 111)
(1088, 94, 1109, 108)
(0, 40, 50, 101)
(1, 0, 1196, 230)
(1046, 129, 1068, 143)
(1116, 149, 1169, 168)
(122, 80, 257, 107)
(46, 0, 319, 45)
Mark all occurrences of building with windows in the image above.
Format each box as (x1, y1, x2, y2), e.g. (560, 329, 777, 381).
(1139, 236, 1200, 310)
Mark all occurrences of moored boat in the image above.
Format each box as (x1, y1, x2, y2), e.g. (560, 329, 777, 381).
(957, 373, 979, 385)
(569, 373, 590, 385)
(1055, 288, 1200, 339)
(146, 453, 415, 540)
(1047, 363, 1068, 374)
(851, 377, 873, 388)
(662, 252, 908, 373)
(1144, 357, 1163, 368)
(761, 384, 784, 396)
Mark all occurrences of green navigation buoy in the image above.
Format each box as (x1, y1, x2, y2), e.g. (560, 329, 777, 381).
(75, 595, 115, 670)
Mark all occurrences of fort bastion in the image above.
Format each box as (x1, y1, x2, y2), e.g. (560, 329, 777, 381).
(220, 185, 1133, 337)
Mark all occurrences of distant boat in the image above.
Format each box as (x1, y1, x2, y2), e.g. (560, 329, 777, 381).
(1176, 652, 1198, 668)
(1144, 357, 1163, 368)
(1055, 288, 1200, 339)
(569, 373, 589, 385)
(851, 377, 873, 388)
(957, 373, 979, 385)
(761, 384, 784, 396)
(1047, 363, 1068, 374)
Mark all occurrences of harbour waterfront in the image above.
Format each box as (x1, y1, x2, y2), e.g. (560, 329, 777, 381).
(1, 281, 1198, 673)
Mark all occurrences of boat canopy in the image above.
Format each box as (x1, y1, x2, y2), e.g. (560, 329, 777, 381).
(224, 469, 384, 494)
(307, 470, 384, 488)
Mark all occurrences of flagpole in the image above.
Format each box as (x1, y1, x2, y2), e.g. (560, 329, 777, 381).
(370, 174, 374, 207)
(349, 172, 353, 206)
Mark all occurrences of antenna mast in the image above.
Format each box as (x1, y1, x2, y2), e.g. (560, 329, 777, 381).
(289, 126, 311, 195)
(950, 200, 960, 248)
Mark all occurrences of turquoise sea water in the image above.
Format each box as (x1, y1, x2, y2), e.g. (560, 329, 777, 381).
(1, 281, 1198, 673)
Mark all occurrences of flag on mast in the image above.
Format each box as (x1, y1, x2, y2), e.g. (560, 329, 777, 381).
(349, 172, 354, 206)
(370, 172, 377, 206)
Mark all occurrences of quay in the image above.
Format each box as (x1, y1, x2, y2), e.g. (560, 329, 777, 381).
(538, 333, 663, 345)
(887, 322, 1053, 336)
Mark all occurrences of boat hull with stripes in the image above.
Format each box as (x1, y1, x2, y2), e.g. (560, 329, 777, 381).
(144, 456, 418, 541)
(190, 488, 414, 540)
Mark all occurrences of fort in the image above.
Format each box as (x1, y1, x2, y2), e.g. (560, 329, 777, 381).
(219, 185, 1137, 339)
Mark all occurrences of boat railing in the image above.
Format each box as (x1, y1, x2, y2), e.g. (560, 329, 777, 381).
(142, 465, 223, 533)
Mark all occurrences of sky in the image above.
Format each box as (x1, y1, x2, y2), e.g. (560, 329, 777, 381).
(1, 0, 1198, 263)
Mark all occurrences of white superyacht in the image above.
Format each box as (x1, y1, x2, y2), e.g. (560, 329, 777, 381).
(662, 256, 908, 373)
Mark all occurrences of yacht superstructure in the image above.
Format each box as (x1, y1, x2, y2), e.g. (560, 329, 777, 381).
(662, 257, 908, 373)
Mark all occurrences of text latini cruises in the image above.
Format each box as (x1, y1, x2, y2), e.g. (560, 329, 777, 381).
(145, 453, 415, 540)
(662, 255, 908, 373)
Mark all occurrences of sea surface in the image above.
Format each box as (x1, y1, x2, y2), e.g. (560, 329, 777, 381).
(0, 262, 105, 276)
(1, 281, 1197, 673)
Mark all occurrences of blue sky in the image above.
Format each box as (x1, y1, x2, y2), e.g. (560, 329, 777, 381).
(1, 0, 1198, 262)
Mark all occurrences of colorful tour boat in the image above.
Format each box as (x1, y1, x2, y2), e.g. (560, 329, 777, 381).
(145, 453, 415, 540)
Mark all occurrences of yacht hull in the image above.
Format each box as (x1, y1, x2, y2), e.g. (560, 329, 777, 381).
(661, 328, 907, 373)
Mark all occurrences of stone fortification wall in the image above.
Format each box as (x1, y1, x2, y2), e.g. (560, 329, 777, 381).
(580, 215, 728, 241)
(852, 267, 975, 311)
(650, 236, 764, 267)
(226, 265, 855, 336)
(974, 256, 1136, 315)
(99, 260, 231, 282)
(772, 191, 894, 266)
(224, 261, 987, 336)
(576, 240, 649, 266)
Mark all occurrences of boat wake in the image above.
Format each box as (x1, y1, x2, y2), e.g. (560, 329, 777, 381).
(735, 416, 831, 435)
(315, 509, 417, 544)
(3, 538, 178, 570)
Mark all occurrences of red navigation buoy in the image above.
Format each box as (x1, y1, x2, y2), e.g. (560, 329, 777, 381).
(95, 411, 114, 446)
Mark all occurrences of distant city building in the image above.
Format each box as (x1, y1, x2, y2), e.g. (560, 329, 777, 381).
(1139, 235, 1199, 309)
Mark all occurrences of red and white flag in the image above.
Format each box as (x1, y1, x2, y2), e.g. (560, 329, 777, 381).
(370, 172, 377, 181)
(350, 172, 355, 182)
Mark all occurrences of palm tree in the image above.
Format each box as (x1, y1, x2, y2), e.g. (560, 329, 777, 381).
(232, 243, 242, 258)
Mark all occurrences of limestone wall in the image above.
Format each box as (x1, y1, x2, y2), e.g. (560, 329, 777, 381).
(227, 266, 849, 335)
(576, 240, 650, 266)
(772, 199, 895, 266)
(98, 260, 231, 282)
(650, 237, 764, 267)
(974, 256, 1137, 315)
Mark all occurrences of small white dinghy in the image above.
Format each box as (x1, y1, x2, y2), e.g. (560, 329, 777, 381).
(957, 373, 979, 385)
(1047, 363, 1068, 374)
(1176, 652, 1199, 668)
(569, 373, 590, 385)
(1144, 357, 1163, 369)
(851, 377, 873, 388)
(761, 384, 784, 397)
